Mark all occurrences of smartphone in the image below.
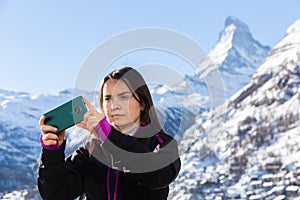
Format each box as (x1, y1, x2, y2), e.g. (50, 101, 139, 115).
(43, 96, 87, 134)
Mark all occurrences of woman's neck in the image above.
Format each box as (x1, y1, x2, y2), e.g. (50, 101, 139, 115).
(116, 122, 141, 136)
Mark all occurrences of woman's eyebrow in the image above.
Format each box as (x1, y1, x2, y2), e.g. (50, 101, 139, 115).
(117, 91, 131, 96)
(103, 92, 131, 97)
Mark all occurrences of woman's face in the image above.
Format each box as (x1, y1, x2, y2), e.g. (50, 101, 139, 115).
(102, 79, 144, 132)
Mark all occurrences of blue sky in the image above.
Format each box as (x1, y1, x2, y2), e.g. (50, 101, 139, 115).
(0, 0, 299, 94)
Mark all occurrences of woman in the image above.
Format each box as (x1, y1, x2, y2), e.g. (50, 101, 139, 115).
(38, 67, 181, 200)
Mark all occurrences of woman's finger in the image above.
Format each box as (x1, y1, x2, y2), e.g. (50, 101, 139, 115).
(83, 98, 105, 120)
(43, 132, 59, 140)
(83, 110, 94, 122)
(57, 131, 66, 146)
(42, 133, 59, 146)
(83, 98, 95, 111)
(39, 116, 45, 126)
(41, 125, 57, 135)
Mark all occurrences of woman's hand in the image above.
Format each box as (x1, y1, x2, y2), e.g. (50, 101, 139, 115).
(76, 98, 104, 136)
(39, 116, 65, 147)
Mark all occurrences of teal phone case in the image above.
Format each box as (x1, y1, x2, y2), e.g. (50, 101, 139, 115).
(43, 96, 87, 134)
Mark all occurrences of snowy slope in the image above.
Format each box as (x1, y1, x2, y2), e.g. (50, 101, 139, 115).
(151, 16, 270, 141)
(0, 89, 93, 193)
(170, 18, 300, 199)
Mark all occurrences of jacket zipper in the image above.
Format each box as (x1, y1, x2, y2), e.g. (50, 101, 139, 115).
(107, 167, 120, 200)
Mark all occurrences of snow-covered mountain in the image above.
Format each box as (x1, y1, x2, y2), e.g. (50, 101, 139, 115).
(0, 89, 94, 195)
(197, 16, 270, 98)
(170, 18, 300, 199)
(152, 16, 270, 141)
(153, 16, 270, 109)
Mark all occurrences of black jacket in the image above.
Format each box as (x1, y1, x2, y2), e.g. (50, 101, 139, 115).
(37, 125, 181, 200)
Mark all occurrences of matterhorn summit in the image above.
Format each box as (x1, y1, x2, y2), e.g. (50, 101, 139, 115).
(198, 16, 270, 98)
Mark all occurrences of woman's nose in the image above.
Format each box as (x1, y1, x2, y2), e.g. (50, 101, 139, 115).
(111, 99, 121, 110)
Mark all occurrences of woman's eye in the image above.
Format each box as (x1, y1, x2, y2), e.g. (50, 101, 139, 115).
(121, 95, 130, 100)
(104, 97, 111, 101)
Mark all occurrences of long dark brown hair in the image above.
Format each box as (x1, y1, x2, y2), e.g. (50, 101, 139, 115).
(98, 67, 163, 131)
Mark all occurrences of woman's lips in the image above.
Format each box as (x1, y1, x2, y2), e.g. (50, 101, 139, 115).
(111, 114, 123, 118)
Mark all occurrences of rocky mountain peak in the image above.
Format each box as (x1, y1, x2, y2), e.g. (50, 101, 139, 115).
(197, 16, 270, 98)
(225, 16, 250, 30)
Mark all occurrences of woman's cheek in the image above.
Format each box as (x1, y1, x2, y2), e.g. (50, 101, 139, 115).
(103, 104, 110, 118)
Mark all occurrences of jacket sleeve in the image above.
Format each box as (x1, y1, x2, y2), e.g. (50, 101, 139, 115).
(101, 128, 181, 190)
(37, 141, 90, 200)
